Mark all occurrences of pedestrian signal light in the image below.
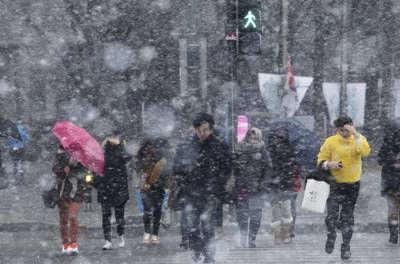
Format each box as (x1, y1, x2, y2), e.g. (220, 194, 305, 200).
(239, 9, 261, 32)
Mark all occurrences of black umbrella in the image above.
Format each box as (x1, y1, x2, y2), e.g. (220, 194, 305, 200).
(0, 117, 21, 140)
(267, 117, 322, 177)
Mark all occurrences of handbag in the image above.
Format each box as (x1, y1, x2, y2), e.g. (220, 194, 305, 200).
(301, 179, 330, 213)
(42, 180, 64, 209)
(42, 187, 60, 209)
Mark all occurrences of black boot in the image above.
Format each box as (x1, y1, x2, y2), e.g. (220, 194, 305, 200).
(325, 232, 336, 254)
(389, 224, 399, 244)
(341, 243, 351, 260)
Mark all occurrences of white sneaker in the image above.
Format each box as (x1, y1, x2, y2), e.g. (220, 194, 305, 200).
(118, 235, 125, 248)
(61, 243, 70, 255)
(69, 242, 79, 255)
(151, 235, 160, 244)
(143, 233, 151, 244)
(102, 240, 112, 250)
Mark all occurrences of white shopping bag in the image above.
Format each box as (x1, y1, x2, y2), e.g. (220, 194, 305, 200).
(301, 179, 330, 213)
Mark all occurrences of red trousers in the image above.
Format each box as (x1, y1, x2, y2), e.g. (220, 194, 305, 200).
(58, 199, 81, 244)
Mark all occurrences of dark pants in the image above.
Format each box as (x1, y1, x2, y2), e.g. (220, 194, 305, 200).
(185, 194, 216, 260)
(290, 192, 298, 235)
(213, 197, 223, 228)
(181, 206, 190, 242)
(102, 202, 126, 241)
(142, 187, 164, 235)
(236, 199, 262, 241)
(325, 182, 360, 245)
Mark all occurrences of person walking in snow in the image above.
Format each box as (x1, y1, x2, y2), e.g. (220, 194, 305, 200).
(233, 127, 270, 248)
(52, 144, 85, 255)
(94, 131, 132, 250)
(267, 126, 301, 244)
(318, 116, 370, 260)
(378, 119, 400, 244)
(136, 137, 171, 245)
(173, 113, 231, 263)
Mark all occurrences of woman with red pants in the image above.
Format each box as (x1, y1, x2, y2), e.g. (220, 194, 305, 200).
(52, 144, 85, 255)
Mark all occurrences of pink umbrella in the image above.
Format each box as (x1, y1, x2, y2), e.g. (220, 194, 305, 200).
(52, 121, 104, 176)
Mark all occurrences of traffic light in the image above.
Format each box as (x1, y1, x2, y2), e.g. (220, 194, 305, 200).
(238, 0, 262, 55)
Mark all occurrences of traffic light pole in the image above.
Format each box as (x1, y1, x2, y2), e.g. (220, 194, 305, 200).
(230, 0, 239, 151)
(281, 0, 289, 72)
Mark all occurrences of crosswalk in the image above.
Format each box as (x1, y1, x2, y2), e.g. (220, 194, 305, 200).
(1, 230, 399, 263)
(120, 233, 400, 264)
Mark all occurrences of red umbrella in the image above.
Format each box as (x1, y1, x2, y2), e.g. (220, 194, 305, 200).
(52, 121, 104, 176)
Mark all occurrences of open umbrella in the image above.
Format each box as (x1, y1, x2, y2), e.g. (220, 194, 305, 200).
(268, 118, 322, 177)
(52, 121, 104, 176)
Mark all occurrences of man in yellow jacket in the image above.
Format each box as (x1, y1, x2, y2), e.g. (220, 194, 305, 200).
(317, 116, 370, 260)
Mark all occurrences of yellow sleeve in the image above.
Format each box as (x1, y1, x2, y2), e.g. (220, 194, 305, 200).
(355, 134, 371, 157)
(317, 139, 331, 166)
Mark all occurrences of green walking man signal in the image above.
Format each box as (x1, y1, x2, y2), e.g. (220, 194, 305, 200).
(239, 8, 261, 32)
(238, 1, 262, 55)
(244, 10, 257, 29)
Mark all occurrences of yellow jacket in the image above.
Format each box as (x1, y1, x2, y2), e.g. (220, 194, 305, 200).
(317, 133, 370, 183)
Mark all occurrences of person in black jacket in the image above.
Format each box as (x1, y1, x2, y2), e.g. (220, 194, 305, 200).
(233, 127, 270, 248)
(173, 113, 231, 264)
(136, 138, 171, 245)
(267, 126, 301, 244)
(94, 131, 132, 250)
(52, 144, 85, 255)
(378, 120, 400, 244)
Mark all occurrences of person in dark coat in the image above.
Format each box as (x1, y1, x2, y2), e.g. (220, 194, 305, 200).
(378, 120, 400, 244)
(173, 113, 231, 264)
(94, 131, 132, 250)
(267, 126, 301, 244)
(52, 144, 85, 255)
(136, 137, 171, 244)
(233, 127, 270, 248)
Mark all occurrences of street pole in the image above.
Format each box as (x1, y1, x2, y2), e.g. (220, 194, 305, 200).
(340, 0, 348, 116)
(231, 0, 239, 151)
(281, 0, 289, 72)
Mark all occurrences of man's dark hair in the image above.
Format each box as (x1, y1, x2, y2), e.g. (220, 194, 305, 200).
(193, 112, 214, 129)
(112, 130, 122, 136)
(334, 116, 353, 128)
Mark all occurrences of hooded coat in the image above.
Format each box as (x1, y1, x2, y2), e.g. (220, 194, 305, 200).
(233, 127, 270, 201)
(95, 141, 132, 206)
